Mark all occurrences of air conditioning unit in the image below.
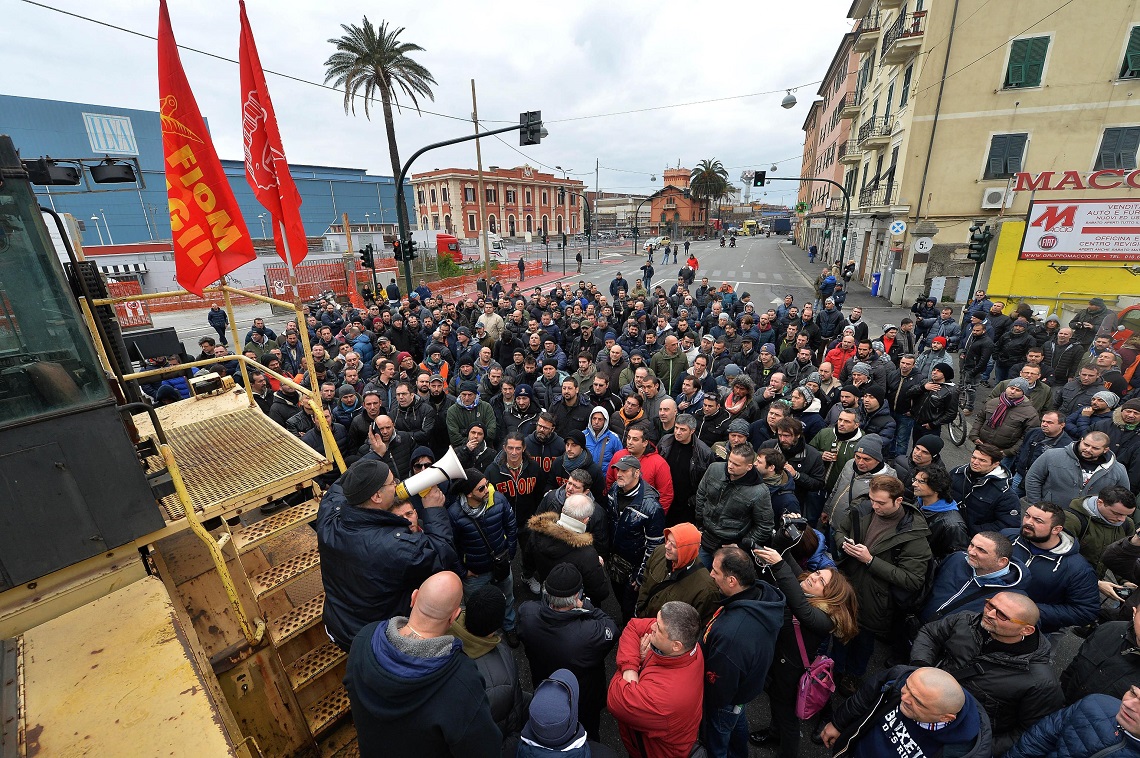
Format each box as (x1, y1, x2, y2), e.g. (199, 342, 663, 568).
(981, 187, 1014, 209)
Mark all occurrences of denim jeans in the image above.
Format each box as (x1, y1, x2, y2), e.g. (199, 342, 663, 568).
(703, 704, 749, 758)
(698, 546, 716, 571)
(462, 570, 517, 632)
(894, 415, 915, 458)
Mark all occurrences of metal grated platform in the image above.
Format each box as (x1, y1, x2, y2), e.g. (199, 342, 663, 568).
(305, 685, 351, 737)
(286, 641, 346, 691)
(233, 499, 320, 554)
(150, 407, 330, 520)
(250, 549, 320, 599)
(268, 592, 326, 647)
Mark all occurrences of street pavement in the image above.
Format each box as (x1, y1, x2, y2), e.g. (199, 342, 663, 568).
(145, 234, 1084, 756)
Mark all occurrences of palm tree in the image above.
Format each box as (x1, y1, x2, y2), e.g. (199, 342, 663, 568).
(689, 159, 729, 234)
(324, 18, 436, 236)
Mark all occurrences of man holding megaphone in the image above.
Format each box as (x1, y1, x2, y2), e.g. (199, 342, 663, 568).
(317, 448, 466, 652)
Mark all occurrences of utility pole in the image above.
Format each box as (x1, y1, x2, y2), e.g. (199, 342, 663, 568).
(471, 80, 491, 283)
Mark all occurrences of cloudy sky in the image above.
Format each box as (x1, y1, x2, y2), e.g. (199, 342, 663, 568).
(5, 0, 853, 205)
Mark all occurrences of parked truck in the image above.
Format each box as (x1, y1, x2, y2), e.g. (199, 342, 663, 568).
(771, 217, 792, 235)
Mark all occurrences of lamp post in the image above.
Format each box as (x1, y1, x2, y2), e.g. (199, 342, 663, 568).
(257, 213, 267, 239)
(393, 113, 545, 295)
(89, 215, 105, 245)
(99, 209, 114, 244)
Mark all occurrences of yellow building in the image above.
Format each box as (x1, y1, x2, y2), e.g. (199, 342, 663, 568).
(835, 0, 1140, 316)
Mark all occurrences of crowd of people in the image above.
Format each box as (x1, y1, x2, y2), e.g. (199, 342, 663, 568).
(172, 272, 1140, 757)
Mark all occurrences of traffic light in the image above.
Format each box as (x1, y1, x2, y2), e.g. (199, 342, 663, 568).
(393, 239, 403, 262)
(562, 233, 568, 248)
(558, 187, 566, 204)
(967, 223, 993, 263)
(753, 171, 767, 187)
(360, 243, 374, 268)
(543, 233, 549, 246)
(631, 227, 639, 237)
(520, 111, 544, 146)
(405, 239, 418, 260)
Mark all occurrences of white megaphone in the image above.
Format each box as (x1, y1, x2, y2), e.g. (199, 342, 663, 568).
(394, 447, 467, 499)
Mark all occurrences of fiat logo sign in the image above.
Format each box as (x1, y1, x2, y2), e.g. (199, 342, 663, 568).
(1037, 235, 1058, 250)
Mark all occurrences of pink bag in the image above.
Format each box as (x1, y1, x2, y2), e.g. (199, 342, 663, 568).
(793, 618, 836, 719)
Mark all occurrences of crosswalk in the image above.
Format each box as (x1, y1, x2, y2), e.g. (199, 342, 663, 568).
(706, 270, 785, 281)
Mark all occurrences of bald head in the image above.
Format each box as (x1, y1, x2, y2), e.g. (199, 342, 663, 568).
(407, 571, 463, 635)
(993, 591, 1040, 626)
(902, 668, 965, 724)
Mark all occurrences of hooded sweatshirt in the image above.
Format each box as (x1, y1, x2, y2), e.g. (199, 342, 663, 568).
(1003, 529, 1101, 633)
(346, 618, 501, 758)
(584, 406, 623, 473)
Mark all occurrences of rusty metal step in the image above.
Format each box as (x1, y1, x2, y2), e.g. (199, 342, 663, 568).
(250, 548, 320, 599)
(306, 684, 351, 738)
(232, 499, 320, 554)
(286, 641, 346, 691)
(268, 592, 325, 647)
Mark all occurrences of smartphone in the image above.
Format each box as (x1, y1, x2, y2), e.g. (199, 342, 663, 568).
(844, 537, 855, 544)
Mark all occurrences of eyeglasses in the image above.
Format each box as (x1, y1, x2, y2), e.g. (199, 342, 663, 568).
(473, 484, 488, 492)
(412, 462, 432, 472)
(984, 600, 1030, 625)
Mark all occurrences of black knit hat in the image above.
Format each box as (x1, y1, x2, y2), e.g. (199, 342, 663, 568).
(452, 468, 486, 497)
(544, 563, 583, 597)
(341, 459, 391, 506)
(464, 585, 506, 637)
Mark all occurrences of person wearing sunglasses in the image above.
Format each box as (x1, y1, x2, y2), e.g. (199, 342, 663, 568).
(910, 591, 1064, 755)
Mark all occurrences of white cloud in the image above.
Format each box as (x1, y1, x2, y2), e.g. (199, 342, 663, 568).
(3, 0, 852, 202)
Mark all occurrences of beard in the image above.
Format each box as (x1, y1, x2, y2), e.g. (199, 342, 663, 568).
(1021, 525, 1053, 544)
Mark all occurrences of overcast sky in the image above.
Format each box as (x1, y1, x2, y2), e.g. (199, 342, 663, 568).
(4, 0, 852, 205)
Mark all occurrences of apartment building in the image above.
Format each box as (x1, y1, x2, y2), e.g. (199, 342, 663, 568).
(833, 0, 1140, 308)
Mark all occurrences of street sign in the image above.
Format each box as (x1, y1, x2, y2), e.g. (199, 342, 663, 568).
(889, 220, 907, 236)
(913, 237, 934, 254)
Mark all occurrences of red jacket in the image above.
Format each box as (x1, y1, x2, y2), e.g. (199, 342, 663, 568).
(607, 617, 704, 758)
(824, 344, 856, 371)
(605, 447, 674, 513)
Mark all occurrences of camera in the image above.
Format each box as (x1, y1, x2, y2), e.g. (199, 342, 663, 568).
(1118, 587, 1134, 600)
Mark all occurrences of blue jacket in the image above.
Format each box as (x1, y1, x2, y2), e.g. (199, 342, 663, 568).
(446, 491, 518, 575)
(316, 472, 460, 650)
(206, 307, 227, 328)
(950, 464, 1022, 534)
(1002, 529, 1100, 633)
(804, 529, 837, 570)
(161, 374, 191, 399)
(1004, 694, 1140, 758)
(606, 479, 664, 583)
(700, 582, 786, 709)
(765, 475, 800, 520)
(584, 408, 621, 473)
(920, 550, 1032, 623)
(352, 332, 375, 364)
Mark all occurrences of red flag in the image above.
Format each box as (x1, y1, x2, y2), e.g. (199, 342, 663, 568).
(158, 0, 255, 296)
(239, 0, 308, 267)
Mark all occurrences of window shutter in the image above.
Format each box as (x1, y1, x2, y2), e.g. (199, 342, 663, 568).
(1006, 135, 1027, 174)
(1025, 37, 1049, 86)
(1120, 127, 1140, 169)
(1098, 129, 1122, 170)
(1124, 27, 1140, 77)
(1006, 39, 1028, 86)
(987, 135, 1008, 178)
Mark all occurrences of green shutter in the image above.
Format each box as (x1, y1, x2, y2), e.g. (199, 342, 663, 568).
(1123, 27, 1140, 78)
(987, 136, 1008, 178)
(1025, 37, 1049, 86)
(1006, 37, 1048, 88)
(1119, 127, 1140, 169)
(1098, 129, 1122, 170)
(1006, 134, 1027, 174)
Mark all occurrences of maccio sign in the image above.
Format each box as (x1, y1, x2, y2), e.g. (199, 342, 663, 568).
(1013, 170, 1140, 191)
(1021, 198, 1140, 261)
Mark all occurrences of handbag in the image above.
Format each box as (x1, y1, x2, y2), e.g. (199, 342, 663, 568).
(793, 618, 835, 719)
(463, 511, 511, 582)
(609, 554, 635, 587)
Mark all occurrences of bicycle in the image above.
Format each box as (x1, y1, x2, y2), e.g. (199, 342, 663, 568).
(947, 380, 970, 446)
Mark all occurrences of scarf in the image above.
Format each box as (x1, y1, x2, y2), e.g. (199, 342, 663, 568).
(458, 393, 479, 411)
(987, 390, 1024, 429)
(725, 391, 750, 416)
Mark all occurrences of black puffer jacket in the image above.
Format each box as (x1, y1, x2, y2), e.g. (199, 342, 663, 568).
(1060, 620, 1140, 704)
(911, 612, 1065, 755)
(910, 381, 959, 428)
(994, 328, 1035, 367)
(391, 395, 436, 445)
(656, 433, 715, 509)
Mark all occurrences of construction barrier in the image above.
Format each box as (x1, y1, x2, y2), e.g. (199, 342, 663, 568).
(106, 281, 153, 327)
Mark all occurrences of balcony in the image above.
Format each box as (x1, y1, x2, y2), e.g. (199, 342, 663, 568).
(853, 12, 881, 52)
(838, 139, 863, 164)
(859, 182, 898, 209)
(857, 116, 892, 148)
(840, 93, 861, 119)
(879, 0, 902, 8)
(882, 11, 926, 63)
(663, 200, 677, 209)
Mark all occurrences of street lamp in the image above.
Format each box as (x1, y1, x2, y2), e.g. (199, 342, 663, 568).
(781, 90, 797, 109)
(364, 213, 371, 230)
(257, 213, 267, 239)
(89, 215, 105, 245)
(99, 209, 114, 244)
